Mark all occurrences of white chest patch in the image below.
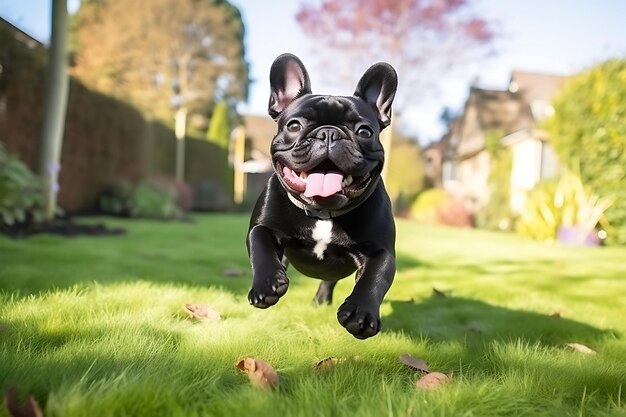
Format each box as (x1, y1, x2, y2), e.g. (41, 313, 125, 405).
(311, 220, 333, 260)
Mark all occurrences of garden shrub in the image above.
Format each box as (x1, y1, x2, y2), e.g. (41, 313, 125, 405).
(98, 180, 134, 216)
(0, 144, 44, 225)
(436, 198, 475, 228)
(99, 178, 193, 219)
(148, 177, 194, 212)
(546, 59, 626, 244)
(515, 180, 559, 242)
(129, 181, 181, 219)
(515, 170, 614, 243)
(410, 188, 448, 223)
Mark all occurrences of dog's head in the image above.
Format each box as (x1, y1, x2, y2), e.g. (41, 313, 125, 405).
(267, 53, 397, 215)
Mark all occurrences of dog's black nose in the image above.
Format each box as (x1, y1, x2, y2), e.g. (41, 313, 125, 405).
(315, 126, 342, 143)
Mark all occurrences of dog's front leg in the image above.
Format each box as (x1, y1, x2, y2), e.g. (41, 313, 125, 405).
(337, 250, 395, 339)
(247, 225, 289, 309)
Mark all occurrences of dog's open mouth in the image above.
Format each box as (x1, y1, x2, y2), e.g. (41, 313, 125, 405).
(276, 160, 376, 199)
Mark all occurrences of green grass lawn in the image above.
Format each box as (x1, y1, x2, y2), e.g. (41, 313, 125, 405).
(1, 214, 625, 417)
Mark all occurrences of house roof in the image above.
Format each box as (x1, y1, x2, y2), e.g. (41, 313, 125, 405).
(451, 68, 569, 161)
(451, 86, 534, 159)
(510, 70, 567, 103)
(466, 86, 534, 134)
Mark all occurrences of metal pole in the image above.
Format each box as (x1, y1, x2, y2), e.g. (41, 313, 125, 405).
(39, 0, 69, 220)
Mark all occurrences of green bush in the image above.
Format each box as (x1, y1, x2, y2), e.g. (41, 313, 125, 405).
(99, 178, 192, 219)
(129, 181, 181, 219)
(151, 177, 194, 212)
(515, 170, 614, 243)
(410, 188, 448, 221)
(98, 180, 134, 216)
(546, 59, 626, 244)
(0, 144, 44, 226)
(515, 180, 559, 242)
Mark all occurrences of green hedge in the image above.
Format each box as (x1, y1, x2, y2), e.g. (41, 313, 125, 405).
(1, 22, 147, 211)
(546, 59, 626, 244)
(0, 22, 233, 213)
(148, 121, 233, 207)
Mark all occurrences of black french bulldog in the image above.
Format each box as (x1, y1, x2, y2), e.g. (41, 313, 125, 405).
(246, 53, 397, 339)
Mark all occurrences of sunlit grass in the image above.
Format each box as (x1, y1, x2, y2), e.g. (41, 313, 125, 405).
(1, 214, 625, 416)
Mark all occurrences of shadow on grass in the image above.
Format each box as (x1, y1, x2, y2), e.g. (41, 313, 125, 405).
(395, 252, 431, 272)
(0, 320, 246, 405)
(384, 295, 614, 346)
(383, 296, 625, 402)
(1, 236, 426, 298)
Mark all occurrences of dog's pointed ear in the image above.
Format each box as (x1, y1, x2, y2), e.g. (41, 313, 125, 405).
(354, 63, 398, 129)
(268, 54, 312, 119)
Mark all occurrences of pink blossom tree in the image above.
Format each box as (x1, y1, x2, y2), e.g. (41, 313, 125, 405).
(296, 0, 496, 120)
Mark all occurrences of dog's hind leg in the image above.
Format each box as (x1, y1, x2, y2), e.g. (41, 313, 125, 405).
(313, 280, 338, 305)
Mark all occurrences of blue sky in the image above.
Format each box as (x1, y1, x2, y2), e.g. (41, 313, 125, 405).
(2, 0, 625, 142)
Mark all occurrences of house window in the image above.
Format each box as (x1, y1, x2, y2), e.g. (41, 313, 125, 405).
(442, 161, 457, 182)
(540, 142, 559, 180)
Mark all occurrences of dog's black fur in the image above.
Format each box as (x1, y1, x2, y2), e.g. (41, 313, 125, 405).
(246, 54, 397, 339)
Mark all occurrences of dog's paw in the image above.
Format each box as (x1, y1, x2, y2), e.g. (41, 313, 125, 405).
(248, 272, 289, 309)
(337, 301, 381, 339)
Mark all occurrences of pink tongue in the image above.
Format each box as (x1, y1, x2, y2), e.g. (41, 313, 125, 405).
(304, 173, 344, 198)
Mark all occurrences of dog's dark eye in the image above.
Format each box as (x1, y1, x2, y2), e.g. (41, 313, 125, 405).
(357, 126, 373, 138)
(287, 121, 303, 133)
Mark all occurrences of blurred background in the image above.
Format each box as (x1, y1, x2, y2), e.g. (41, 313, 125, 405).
(0, 0, 625, 245)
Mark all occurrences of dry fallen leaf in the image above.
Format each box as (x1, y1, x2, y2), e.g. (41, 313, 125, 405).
(4, 388, 44, 417)
(222, 268, 244, 277)
(399, 354, 429, 373)
(313, 357, 344, 371)
(415, 372, 450, 390)
(432, 288, 447, 298)
(183, 304, 221, 321)
(235, 357, 279, 390)
(565, 343, 596, 355)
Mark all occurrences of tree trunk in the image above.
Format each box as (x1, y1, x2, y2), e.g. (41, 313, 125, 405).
(40, 0, 69, 220)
